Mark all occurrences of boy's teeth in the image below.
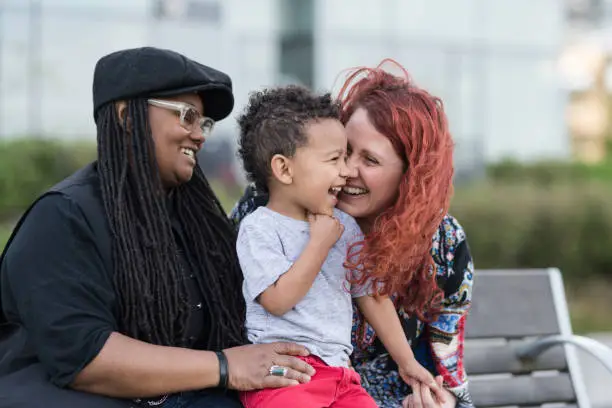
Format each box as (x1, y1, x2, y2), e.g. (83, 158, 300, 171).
(181, 148, 194, 158)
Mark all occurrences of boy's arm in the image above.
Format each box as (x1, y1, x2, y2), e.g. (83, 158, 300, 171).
(354, 295, 415, 367)
(238, 213, 343, 317)
(258, 240, 329, 316)
(260, 213, 344, 315)
(355, 295, 447, 403)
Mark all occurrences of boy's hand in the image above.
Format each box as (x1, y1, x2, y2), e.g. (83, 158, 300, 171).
(403, 376, 454, 408)
(308, 213, 344, 250)
(399, 359, 447, 404)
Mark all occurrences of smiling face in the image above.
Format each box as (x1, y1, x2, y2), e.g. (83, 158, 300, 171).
(337, 107, 405, 229)
(269, 118, 350, 219)
(147, 93, 206, 188)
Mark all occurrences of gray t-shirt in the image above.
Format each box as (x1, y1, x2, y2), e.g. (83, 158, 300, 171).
(236, 207, 366, 368)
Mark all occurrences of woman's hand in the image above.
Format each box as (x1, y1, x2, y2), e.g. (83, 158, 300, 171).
(403, 376, 456, 408)
(223, 342, 316, 391)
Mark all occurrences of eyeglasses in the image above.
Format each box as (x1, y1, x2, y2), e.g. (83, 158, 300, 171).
(148, 99, 215, 137)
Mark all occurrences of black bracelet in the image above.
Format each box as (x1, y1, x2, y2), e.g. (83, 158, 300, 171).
(215, 351, 229, 389)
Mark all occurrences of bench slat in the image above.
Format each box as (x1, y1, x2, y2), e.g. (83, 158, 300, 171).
(465, 340, 568, 375)
(471, 374, 576, 407)
(466, 270, 561, 339)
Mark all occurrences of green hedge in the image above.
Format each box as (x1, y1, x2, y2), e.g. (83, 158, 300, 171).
(0, 139, 242, 222)
(0, 142, 610, 331)
(0, 224, 11, 252)
(1, 140, 612, 285)
(451, 182, 612, 282)
(487, 159, 612, 186)
(0, 139, 96, 222)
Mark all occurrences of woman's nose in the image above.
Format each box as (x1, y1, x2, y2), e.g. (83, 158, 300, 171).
(343, 156, 358, 179)
(188, 129, 206, 152)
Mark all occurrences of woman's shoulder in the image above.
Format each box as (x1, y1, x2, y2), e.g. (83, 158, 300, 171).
(34, 163, 107, 232)
(4, 175, 106, 259)
(431, 214, 473, 295)
(2, 164, 111, 275)
(230, 184, 269, 225)
(433, 214, 467, 248)
(432, 215, 468, 264)
(49, 162, 102, 203)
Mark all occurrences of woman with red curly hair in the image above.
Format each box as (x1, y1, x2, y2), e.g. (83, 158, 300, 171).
(231, 60, 474, 408)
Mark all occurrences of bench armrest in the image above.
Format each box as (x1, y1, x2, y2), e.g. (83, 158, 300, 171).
(515, 334, 612, 374)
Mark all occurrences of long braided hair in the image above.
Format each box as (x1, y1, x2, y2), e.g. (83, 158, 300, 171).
(96, 98, 246, 349)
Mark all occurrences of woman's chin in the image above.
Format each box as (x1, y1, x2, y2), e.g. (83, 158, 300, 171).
(176, 168, 195, 185)
(337, 194, 368, 217)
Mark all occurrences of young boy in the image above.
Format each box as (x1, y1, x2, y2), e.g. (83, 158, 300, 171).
(235, 86, 444, 408)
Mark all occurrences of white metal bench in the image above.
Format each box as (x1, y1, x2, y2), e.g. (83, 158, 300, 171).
(465, 268, 612, 408)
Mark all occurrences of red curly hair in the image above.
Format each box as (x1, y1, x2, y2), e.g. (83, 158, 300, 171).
(339, 59, 454, 322)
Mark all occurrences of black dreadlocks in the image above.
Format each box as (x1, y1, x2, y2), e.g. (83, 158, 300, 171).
(96, 98, 246, 349)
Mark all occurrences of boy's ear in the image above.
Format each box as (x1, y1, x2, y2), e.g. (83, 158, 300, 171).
(270, 154, 294, 185)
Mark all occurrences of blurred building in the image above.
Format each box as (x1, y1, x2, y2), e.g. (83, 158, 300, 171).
(562, 0, 612, 163)
(0, 0, 280, 141)
(0, 0, 571, 179)
(311, 0, 568, 175)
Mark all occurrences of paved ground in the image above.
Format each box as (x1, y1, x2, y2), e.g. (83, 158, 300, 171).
(581, 333, 612, 408)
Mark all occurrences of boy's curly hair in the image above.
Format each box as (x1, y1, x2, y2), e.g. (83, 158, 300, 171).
(237, 85, 341, 193)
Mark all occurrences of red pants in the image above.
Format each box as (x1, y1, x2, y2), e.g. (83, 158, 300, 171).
(240, 356, 378, 408)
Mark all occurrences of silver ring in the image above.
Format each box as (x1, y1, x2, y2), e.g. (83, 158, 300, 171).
(268, 365, 288, 377)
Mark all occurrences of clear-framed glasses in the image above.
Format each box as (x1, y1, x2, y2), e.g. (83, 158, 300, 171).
(148, 99, 215, 137)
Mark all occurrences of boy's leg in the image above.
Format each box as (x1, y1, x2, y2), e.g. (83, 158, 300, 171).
(330, 369, 378, 408)
(240, 385, 329, 408)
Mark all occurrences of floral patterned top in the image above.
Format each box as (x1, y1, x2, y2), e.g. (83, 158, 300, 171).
(230, 185, 475, 408)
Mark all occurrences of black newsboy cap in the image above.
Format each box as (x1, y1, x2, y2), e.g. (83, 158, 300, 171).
(92, 47, 234, 122)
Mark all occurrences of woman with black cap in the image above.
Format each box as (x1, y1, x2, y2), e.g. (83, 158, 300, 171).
(0, 47, 315, 408)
